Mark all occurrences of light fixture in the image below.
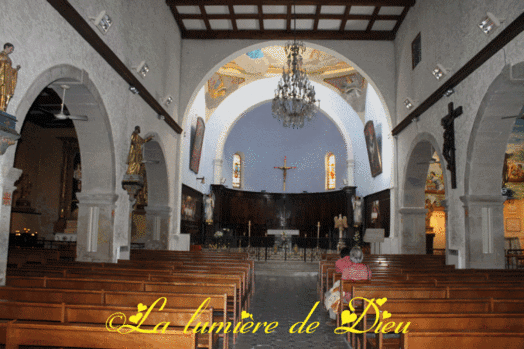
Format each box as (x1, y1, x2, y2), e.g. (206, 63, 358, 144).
(404, 98, 415, 110)
(157, 114, 165, 120)
(221, 177, 227, 185)
(432, 64, 449, 80)
(90, 10, 113, 34)
(162, 95, 173, 106)
(271, 5, 319, 129)
(133, 61, 149, 78)
(197, 177, 205, 184)
(129, 86, 139, 94)
(478, 12, 502, 34)
(443, 88, 455, 97)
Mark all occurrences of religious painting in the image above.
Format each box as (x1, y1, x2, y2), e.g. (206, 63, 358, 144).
(425, 156, 445, 194)
(364, 121, 382, 177)
(190, 117, 205, 174)
(205, 73, 245, 112)
(506, 218, 521, 233)
(181, 194, 197, 221)
(503, 119, 524, 199)
(371, 200, 380, 223)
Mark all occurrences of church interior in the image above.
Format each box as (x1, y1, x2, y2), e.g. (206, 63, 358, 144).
(1, 0, 524, 348)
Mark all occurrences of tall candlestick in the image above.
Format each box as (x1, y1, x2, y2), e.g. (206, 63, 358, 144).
(317, 221, 320, 240)
(248, 220, 251, 238)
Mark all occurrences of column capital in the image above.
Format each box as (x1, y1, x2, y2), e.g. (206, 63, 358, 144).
(77, 192, 118, 206)
(399, 207, 427, 215)
(145, 205, 172, 216)
(459, 195, 506, 207)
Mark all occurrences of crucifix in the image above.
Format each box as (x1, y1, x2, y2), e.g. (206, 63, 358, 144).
(274, 156, 297, 191)
(441, 102, 463, 189)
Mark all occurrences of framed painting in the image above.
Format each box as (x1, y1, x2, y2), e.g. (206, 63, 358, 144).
(364, 121, 382, 177)
(190, 117, 205, 173)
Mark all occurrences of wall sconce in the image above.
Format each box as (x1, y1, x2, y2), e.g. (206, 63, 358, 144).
(443, 88, 455, 97)
(404, 98, 415, 110)
(197, 177, 205, 184)
(162, 95, 173, 106)
(133, 61, 149, 78)
(129, 86, 139, 94)
(90, 10, 113, 34)
(478, 12, 502, 34)
(221, 177, 226, 185)
(157, 114, 165, 120)
(432, 64, 450, 80)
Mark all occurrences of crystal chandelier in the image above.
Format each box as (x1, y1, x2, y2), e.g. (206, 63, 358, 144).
(272, 10, 319, 129)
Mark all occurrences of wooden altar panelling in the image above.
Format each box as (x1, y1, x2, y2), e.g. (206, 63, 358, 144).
(363, 188, 390, 238)
(211, 185, 356, 237)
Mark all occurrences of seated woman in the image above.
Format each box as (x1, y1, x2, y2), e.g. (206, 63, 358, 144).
(324, 246, 371, 320)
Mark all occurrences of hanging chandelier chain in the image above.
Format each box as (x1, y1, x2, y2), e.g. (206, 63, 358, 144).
(272, 2, 319, 129)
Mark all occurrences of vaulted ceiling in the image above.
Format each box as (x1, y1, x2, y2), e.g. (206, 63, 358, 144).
(166, 0, 415, 40)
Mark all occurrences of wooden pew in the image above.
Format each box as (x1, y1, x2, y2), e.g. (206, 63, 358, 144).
(5, 321, 197, 349)
(0, 301, 216, 349)
(400, 331, 524, 349)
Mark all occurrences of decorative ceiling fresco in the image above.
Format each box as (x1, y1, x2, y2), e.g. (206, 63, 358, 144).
(204, 45, 367, 120)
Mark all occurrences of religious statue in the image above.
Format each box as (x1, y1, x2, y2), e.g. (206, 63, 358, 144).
(334, 214, 348, 251)
(0, 43, 21, 112)
(126, 126, 153, 175)
(204, 192, 215, 223)
(352, 195, 363, 226)
(425, 198, 434, 229)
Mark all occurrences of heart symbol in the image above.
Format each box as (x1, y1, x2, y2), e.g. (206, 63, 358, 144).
(129, 313, 143, 324)
(382, 311, 391, 319)
(376, 298, 387, 306)
(341, 310, 358, 325)
(241, 311, 254, 321)
(137, 303, 147, 312)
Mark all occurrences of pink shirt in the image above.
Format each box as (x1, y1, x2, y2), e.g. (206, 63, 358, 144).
(336, 256, 371, 280)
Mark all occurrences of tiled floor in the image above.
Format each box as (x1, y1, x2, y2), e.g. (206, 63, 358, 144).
(232, 261, 351, 349)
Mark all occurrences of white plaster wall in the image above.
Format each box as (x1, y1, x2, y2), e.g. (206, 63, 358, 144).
(394, 0, 524, 266)
(0, 0, 183, 256)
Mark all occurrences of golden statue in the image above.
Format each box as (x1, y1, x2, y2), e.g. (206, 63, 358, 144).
(0, 43, 21, 112)
(126, 126, 152, 175)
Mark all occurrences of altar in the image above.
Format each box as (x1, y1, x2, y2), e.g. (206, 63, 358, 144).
(267, 229, 299, 250)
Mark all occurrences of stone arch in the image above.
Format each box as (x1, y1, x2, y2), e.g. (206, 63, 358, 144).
(400, 132, 447, 254)
(180, 41, 393, 134)
(462, 63, 524, 268)
(11, 64, 117, 262)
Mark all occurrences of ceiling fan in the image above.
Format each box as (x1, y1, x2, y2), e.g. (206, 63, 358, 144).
(54, 85, 88, 121)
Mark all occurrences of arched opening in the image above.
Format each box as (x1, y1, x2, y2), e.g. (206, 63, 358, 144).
(464, 63, 524, 269)
(401, 135, 447, 255)
(9, 65, 116, 263)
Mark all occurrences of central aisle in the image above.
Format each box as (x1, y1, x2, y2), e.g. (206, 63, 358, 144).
(233, 261, 350, 349)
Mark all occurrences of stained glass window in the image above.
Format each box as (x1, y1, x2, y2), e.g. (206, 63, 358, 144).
(326, 152, 336, 190)
(232, 153, 241, 188)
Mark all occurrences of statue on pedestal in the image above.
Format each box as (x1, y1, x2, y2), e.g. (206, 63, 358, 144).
(204, 192, 215, 223)
(334, 214, 348, 252)
(0, 43, 21, 112)
(122, 126, 152, 200)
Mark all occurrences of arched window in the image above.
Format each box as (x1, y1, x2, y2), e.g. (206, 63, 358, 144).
(325, 152, 336, 190)
(232, 153, 242, 188)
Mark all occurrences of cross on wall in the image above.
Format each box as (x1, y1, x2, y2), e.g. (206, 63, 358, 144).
(274, 156, 297, 192)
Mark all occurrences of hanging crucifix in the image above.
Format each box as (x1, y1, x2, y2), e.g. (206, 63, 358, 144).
(274, 156, 297, 191)
(441, 102, 463, 189)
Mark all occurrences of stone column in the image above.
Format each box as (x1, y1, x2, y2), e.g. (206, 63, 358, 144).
(0, 167, 22, 285)
(399, 207, 427, 254)
(213, 159, 224, 185)
(460, 195, 505, 269)
(76, 192, 118, 263)
(346, 159, 355, 186)
(145, 205, 171, 249)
